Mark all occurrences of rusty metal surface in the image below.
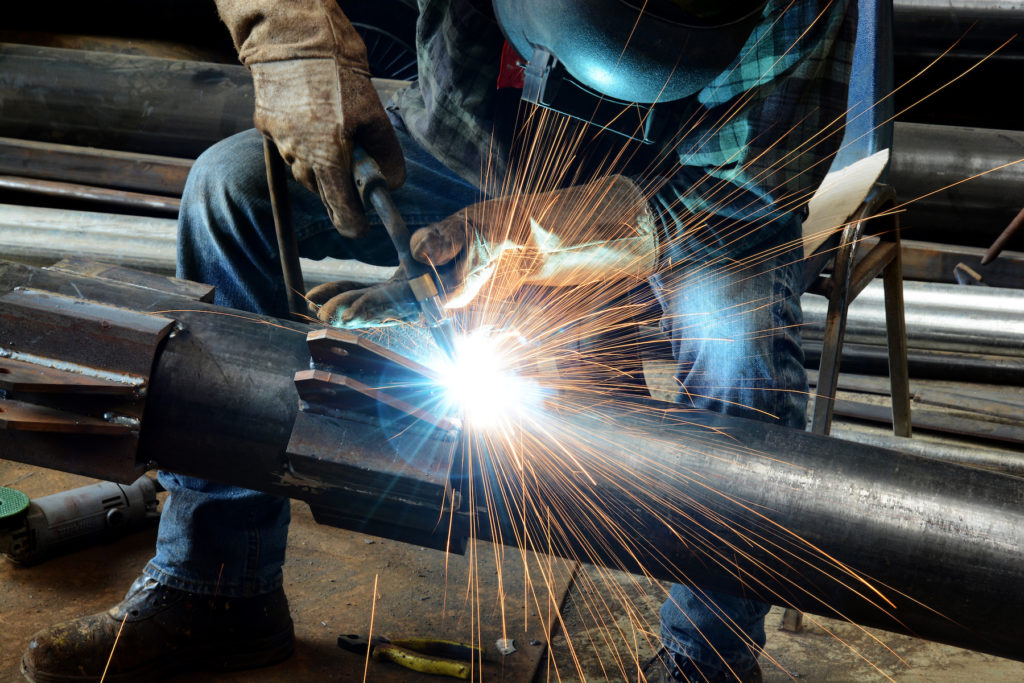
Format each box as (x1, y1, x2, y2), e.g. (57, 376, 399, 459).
(898, 239, 1024, 287)
(0, 136, 192, 196)
(0, 288, 174, 378)
(48, 257, 214, 303)
(0, 399, 132, 435)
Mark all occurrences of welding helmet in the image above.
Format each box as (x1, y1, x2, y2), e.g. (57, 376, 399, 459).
(492, 0, 767, 142)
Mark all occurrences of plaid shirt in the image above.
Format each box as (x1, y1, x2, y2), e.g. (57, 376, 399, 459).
(391, 0, 856, 261)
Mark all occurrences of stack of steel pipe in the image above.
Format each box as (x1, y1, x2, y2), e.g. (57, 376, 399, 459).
(802, 281, 1024, 384)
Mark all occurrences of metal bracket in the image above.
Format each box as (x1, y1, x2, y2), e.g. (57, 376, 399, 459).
(285, 328, 467, 552)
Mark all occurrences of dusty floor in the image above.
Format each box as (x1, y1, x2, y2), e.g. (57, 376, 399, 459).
(2, 462, 1023, 682)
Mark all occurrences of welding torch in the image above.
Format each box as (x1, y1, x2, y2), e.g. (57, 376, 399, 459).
(350, 144, 458, 360)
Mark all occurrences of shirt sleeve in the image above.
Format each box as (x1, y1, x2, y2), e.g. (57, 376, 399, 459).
(651, 0, 856, 264)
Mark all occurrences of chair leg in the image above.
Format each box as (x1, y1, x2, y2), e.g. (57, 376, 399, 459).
(810, 220, 863, 437)
(881, 229, 912, 437)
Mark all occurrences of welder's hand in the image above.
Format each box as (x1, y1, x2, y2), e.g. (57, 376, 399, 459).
(307, 270, 419, 326)
(252, 59, 405, 238)
(409, 175, 658, 308)
(215, 0, 405, 238)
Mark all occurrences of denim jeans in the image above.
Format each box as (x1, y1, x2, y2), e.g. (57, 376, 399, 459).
(145, 125, 479, 596)
(649, 238, 809, 674)
(151, 123, 807, 676)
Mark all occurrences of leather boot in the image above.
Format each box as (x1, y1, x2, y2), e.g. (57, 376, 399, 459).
(21, 576, 294, 683)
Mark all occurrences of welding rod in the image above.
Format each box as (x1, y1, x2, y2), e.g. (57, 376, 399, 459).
(263, 137, 307, 319)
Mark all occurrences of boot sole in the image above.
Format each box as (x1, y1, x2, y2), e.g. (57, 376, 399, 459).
(21, 622, 295, 683)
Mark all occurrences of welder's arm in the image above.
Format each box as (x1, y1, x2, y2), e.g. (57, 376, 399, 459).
(411, 175, 659, 308)
(215, 0, 405, 237)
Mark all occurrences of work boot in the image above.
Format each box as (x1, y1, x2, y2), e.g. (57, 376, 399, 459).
(21, 575, 294, 683)
(641, 647, 763, 683)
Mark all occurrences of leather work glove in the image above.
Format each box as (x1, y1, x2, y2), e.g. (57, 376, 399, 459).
(306, 269, 419, 326)
(313, 175, 658, 325)
(216, 0, 405, 238)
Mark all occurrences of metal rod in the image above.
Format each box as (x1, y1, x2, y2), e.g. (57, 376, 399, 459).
(263, 138, 306, 319)
(0, 174, 180, 214)
(881, 229, 912, 437)
(981, 206, 1024, 265)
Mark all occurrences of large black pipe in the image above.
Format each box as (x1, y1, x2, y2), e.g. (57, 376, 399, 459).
(0, 43, 254, 158)
(1, 260, 1022, 661)
(891, 123, 1024, 247)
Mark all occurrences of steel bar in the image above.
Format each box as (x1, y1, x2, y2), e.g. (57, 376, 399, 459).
(982, 206, 1024, 265)
(881, 230, 912, 437)
(809, 216, 861, 436)
(0, 259, 1022, 660)
(802, 280, 1024, 358)
(0, 137, 192, 196)
(263, 138, 306, 318)
(0, 174, 180, 214)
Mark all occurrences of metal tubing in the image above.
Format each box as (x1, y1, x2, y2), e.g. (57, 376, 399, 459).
(0, 174, 180, 214)
(469, 396, 1024, 662)
(802, 280, 1024, 358)
(0, 43, 254, 158)
(890, 123, 1024, 244)
(1, 260, 1023, 661)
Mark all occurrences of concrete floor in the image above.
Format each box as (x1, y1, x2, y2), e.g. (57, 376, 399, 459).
(2, 461, 1023, 682)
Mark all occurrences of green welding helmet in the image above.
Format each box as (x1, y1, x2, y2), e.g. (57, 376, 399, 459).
(492, 0, 767, 142)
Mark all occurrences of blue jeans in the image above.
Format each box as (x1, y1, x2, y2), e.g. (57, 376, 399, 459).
(649, 239, 809, 673)
(145, 125, 479, 596)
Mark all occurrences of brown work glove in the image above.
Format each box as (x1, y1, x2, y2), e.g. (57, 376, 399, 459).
(310, 175, 658, 325)
(216, 0, 406, 238)
(410, 175, 658, 308)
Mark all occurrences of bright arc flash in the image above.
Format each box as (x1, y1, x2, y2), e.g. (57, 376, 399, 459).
(438, 329, 539, 428)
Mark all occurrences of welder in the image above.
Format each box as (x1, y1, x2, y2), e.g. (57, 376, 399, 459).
(21, 1, 855, 681)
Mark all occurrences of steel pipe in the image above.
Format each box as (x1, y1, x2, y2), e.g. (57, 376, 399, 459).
(0, 43, 254, 158)
(802, 280, 1024, 357)
(0, 259, 1022, 661)
(891, 123, 1024, 244)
